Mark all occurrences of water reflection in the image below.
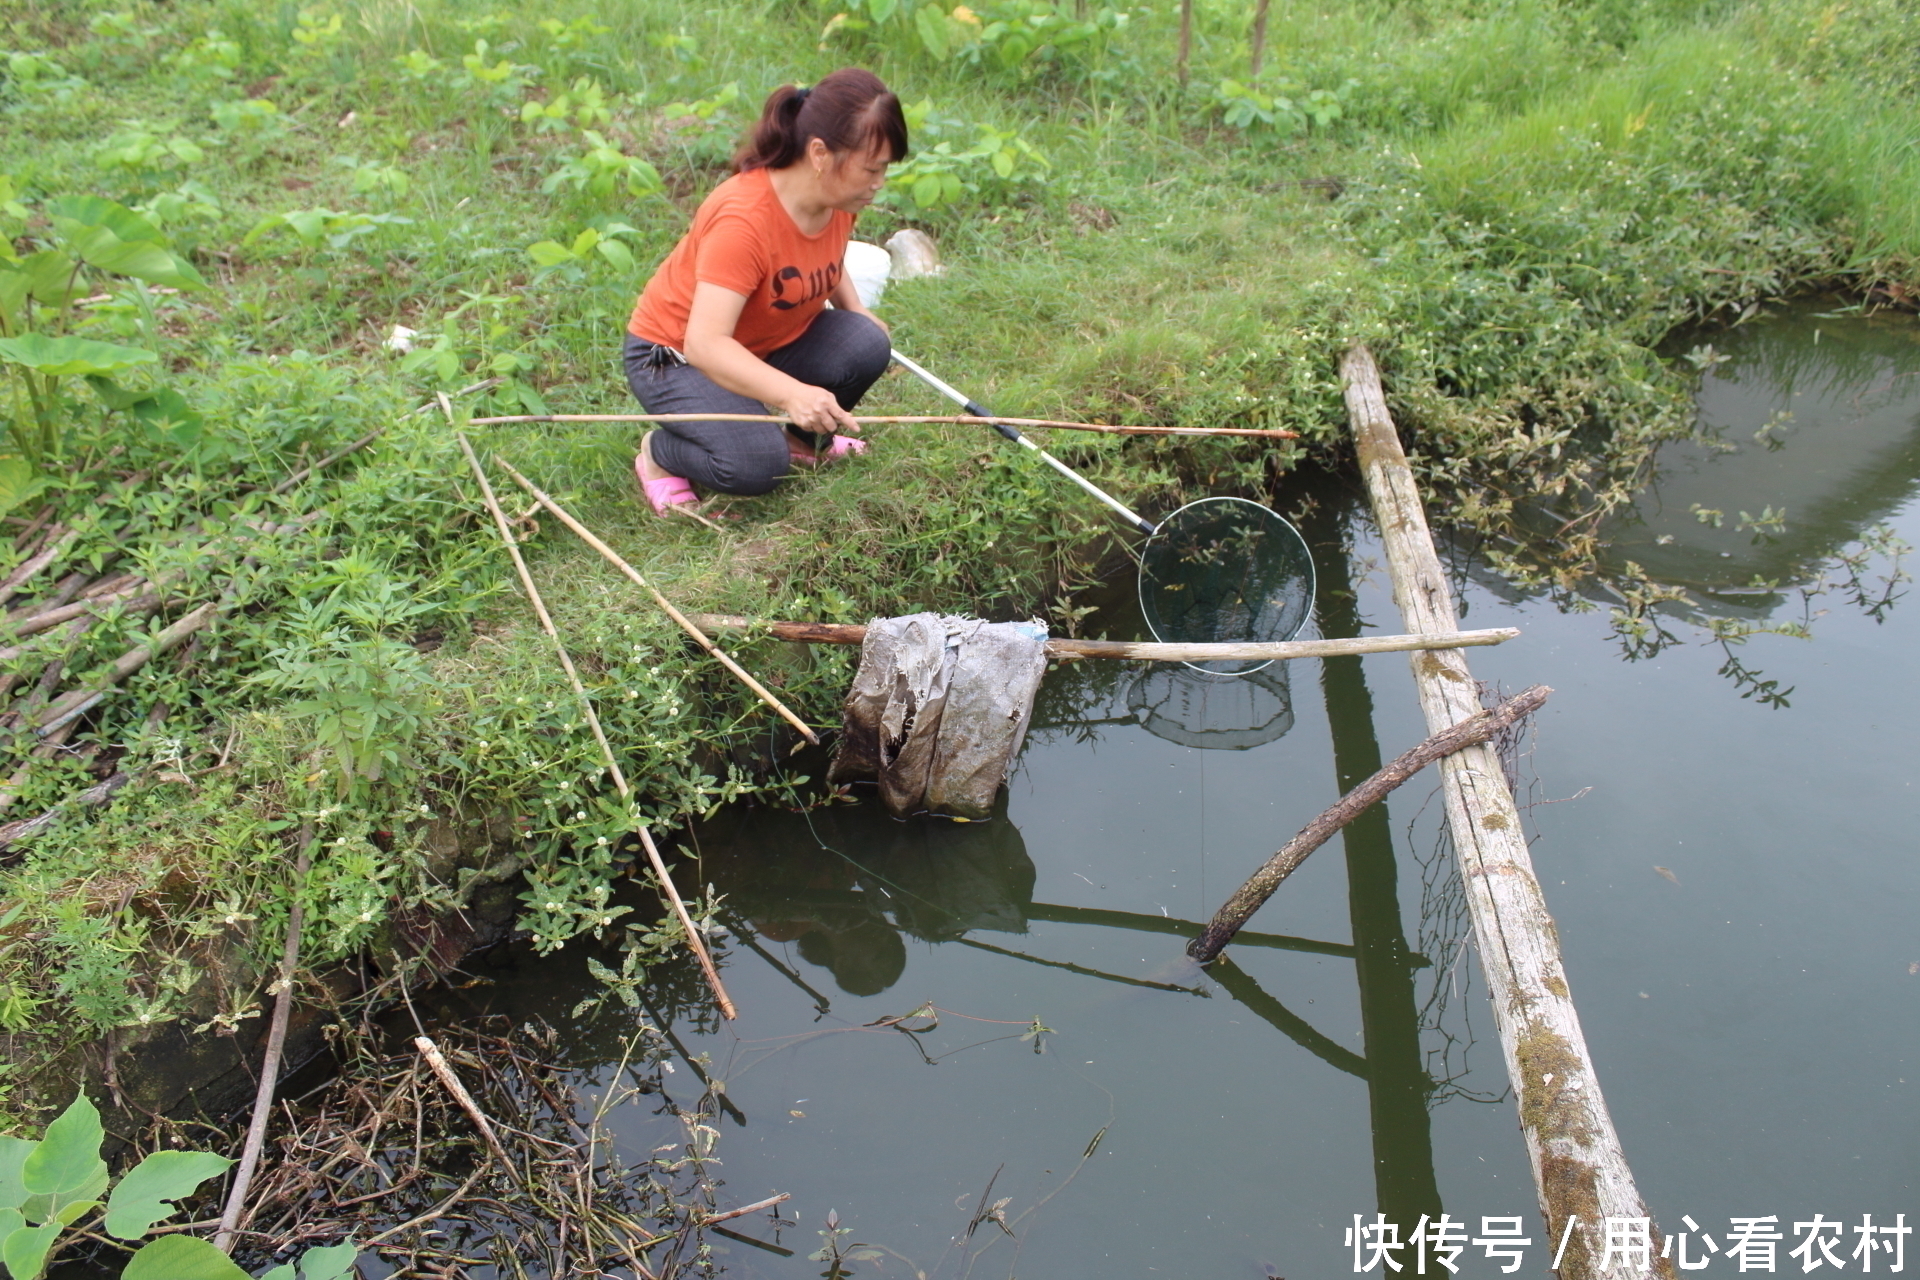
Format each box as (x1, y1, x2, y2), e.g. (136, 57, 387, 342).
(696, 783, 1455, 1232)
(1028, 636, 1298, 750)
(1125, 662, 1296, 749)
(696, 795, 1037, 1001)
(1603, 301, 1920, 607)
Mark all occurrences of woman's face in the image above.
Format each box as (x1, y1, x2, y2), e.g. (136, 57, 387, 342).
(817, 140, 893, 214)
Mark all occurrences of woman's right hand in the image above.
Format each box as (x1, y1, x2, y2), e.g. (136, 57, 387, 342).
(782, 383, 860, 436)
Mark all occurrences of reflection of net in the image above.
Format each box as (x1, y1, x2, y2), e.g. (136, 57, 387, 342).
(1125, 662, 1295, 750)
(1139, 497, 1315, 675)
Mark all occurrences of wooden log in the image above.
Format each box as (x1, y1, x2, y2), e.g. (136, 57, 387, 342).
(1189, 684, 1550, 963)
(682, 612, 1520, 663)
(1341, 343, 1671, 1280)
(464, 412, 1297, 440)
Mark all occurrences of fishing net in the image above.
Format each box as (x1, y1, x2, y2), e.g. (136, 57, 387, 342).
(1138, 497, 1315, 675)
(1125, 661, 1295, 750)
(829, 614, 1049, 820)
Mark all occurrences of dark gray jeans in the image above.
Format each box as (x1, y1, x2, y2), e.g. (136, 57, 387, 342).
(622, 310, 891, 495)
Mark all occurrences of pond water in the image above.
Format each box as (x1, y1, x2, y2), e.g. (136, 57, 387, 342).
(416, 300, 1920, 1277)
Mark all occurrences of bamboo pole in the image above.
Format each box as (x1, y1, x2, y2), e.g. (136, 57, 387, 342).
(465, 413, 1296, 440)
(1341, 343, 1670, 1280)
(682, 613, 1519, 663)
(453, 429, 737, 1020)
(488, 454, 819, 746)
(1189, 684, 1550, 963)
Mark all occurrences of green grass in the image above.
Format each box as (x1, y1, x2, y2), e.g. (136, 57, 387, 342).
(0, 0, 1916, 1115)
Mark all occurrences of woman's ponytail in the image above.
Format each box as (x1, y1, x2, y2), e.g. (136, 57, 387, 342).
(733, 68, 908, 172)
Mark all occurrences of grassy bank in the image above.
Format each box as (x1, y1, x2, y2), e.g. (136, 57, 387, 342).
(0, 0, 1915, 1123)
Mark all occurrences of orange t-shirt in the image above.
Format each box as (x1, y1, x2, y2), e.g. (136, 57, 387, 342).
(628, 168, 854, 357)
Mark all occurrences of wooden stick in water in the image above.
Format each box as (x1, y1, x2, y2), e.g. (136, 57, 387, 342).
(465, 413, 1297, 440)
(453, 427, 737, 1020)
(487, 454, 819, 746)
(699, 1193, 792, 1226)
(413, 1034, 515, 1169)
(683, 613, 1521, 663)
(1188, 684, 1551, 963)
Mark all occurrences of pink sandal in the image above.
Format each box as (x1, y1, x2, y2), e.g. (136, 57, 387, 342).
(635, 450, 697, 517)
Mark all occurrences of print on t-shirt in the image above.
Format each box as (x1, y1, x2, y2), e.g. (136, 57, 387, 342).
(770, 261, 842, 311)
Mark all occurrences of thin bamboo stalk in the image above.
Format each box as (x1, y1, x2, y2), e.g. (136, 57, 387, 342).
(0, 769, 130, 852)
(1177, 0, 1193, 84)
(6, 570, 87, 622)
(27, 600, 220, 731)
(0, 589, 160, 653)
(487, 454, 819, 746)
(0, 527, 76, 602)
(214, 827, 313, 1253)
(699, 1193, 791, 1226)
(413, 1035, 515, 1168)
(465, 413, 1296, 440)
(453, 428, 737, 1020)
(1342, 343, 1669, 1280)
(683, 613, 1521, 662)
(272, 426, 386, 495)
